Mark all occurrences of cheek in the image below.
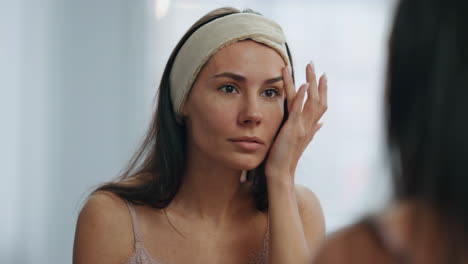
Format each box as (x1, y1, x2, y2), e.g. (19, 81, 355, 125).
(264, 100, 285, 131)
(188, 97, 236, 140)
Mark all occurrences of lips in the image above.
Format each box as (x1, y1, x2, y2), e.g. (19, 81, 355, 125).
(229, 136, 265, 144)
(228, 136, 264, 151)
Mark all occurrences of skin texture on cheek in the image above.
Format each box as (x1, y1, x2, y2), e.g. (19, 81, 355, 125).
(189, 94, 233, 150)
(186, 94, 284, 170)
(185, 91, 267, 169)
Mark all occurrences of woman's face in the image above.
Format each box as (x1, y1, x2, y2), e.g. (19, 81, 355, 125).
(182, 40, 286, 170)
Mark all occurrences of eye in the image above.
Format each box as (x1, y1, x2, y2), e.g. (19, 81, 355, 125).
(219, 84, 239, 94)
(261, 88, 280, 98)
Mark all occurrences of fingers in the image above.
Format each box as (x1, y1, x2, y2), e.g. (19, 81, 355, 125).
(318, 73, 328, 107)
(306, 61, 316, 84)
(306, 61, 319, 103)
(284, 62, 328, 127)
(301, 62, 328, 136)
(289, 83, 309, 120)
(282, 66, 296, 111)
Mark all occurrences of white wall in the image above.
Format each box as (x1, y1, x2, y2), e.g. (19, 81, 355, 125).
(1, 0, 154, 262)
(1, 0, 395, 263)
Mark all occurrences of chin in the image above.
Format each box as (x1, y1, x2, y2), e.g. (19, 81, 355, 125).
(238, 163, 260, 171)
(229, 155, 265, 171)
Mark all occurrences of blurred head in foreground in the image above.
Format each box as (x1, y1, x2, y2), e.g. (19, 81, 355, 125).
(315, 0, 468, 263)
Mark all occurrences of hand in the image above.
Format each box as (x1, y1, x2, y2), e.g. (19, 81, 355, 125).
(264, 62, 328, 185)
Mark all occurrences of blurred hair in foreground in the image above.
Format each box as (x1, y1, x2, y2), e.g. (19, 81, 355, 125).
(314, 0, 468, 263)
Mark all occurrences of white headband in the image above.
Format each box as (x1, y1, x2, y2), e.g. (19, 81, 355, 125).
(169, 12, 290, 122)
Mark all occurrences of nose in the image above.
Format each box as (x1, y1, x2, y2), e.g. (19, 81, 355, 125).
(238, 96, 262, 126)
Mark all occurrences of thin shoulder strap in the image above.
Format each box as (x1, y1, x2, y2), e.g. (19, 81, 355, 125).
(125, 201, 142, 242)
(264, 214, 270, 247)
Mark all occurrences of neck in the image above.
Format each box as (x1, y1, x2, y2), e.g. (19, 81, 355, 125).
(170, 150, 254, 226)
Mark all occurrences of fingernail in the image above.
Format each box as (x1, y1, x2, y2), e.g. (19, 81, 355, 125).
(323, 73, 328, 84)
(304, 83, 310, 92)
(309, 60, 315, 72)
(287, 64, 292, 74)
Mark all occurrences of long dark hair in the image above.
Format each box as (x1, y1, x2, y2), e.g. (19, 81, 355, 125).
(387, 0, 468, 258)
(95, 7, 294, 211)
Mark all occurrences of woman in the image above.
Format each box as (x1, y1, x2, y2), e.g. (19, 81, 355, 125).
(73, 7, 328, 264)
(314, 0, 468, 263)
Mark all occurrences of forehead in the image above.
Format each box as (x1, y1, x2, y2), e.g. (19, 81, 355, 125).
(203, 40, 286, 73)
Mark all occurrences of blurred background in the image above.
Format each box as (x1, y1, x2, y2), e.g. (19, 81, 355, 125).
(1, 0, 397, 263)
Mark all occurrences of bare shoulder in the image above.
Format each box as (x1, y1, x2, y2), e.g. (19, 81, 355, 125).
(294, 184, 321, 211)
(294, 184, 326, 256)
(294, 184, 324, 225)
(313, 220, 394, 264)
(73, 191, 134, 264)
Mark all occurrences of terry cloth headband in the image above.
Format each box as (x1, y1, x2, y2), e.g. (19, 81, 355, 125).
(169, 12, 290, 122)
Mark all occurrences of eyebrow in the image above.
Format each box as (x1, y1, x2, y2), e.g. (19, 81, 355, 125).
(213, 72, 283, 85)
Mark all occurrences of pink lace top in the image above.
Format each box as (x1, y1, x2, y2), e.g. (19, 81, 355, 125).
(124, 202, 269, 264)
